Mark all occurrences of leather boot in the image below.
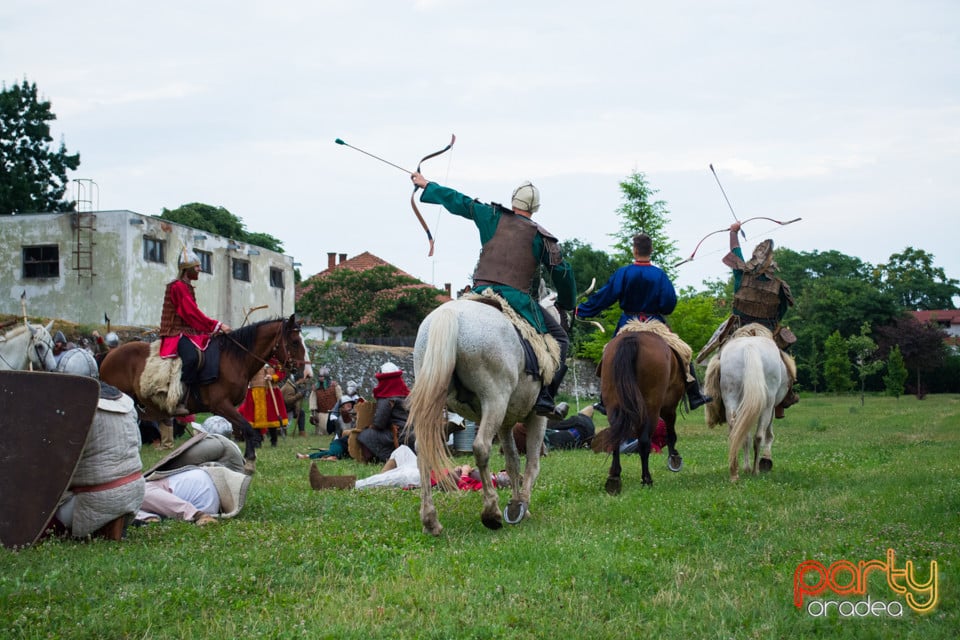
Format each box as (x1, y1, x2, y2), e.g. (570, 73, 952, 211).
(309, 463, 356, 490)
(159, 422, 175, 449)
(686, 362, 712, 410)
(534, 364, 569, 420)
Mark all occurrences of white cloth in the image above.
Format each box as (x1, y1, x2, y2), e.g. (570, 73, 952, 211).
(354, 445, 420, 489)
(136, 468, 220, 521)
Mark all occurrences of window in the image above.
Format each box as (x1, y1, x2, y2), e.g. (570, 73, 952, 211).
(143, 237, 165, 263)
(22, 245, 60, 278)
(269, 267, 284, 289)
(232, 258, 250, 282)
(196, 249, 212, 274)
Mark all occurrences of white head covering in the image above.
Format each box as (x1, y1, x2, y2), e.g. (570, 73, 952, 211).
(511, 181, 540, 213)
(380, 362, 400, 374)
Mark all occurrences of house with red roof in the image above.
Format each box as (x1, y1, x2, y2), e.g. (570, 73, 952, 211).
(296, 251, 451, 341)
(910, 309, 960, 349)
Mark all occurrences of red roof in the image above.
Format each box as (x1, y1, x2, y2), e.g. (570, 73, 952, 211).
(295, 251, 450, 306)
(910, 310, 960, 326)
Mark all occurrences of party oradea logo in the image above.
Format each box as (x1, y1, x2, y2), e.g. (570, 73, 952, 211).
(794, 549, 938, 618)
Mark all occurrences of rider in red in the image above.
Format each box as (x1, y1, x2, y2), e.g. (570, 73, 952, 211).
(159, 248, 231, 415)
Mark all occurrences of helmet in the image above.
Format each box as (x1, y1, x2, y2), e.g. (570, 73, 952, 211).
(56, 348, 99, 378)
(380, 362, 400, 374)
(345, 380, 358, 395)
(54, 330, 67, 345)
(104, 332, 120, 348)
(178, 246, 201, 271)
(511, 181, 540, 213)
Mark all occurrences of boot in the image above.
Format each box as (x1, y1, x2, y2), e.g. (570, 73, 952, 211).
(534, 364, 569, 420)
(686, 362, 712, 411)
(592, 400, 607, 415)
(159, 422, 175, 450)
(309, 463, 356, 490)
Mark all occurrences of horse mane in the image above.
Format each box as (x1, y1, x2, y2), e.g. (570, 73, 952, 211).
(218, 317, 282, 360)
(730, 323, 773, 340)
(1, 324, 30, 340)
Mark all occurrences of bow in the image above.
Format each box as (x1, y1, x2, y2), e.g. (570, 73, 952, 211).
(675, 216, 802, 267)
(411, 134, 456, 257)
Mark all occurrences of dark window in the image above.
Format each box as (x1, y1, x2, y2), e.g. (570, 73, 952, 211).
(196, 249, 212, 274)
(143, 237, 165, 263)
(232, 258, 250, 282)
(269, 267, 284, 289)
(22, 245, 60, 278)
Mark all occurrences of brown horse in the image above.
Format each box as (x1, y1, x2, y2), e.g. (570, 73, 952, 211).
(601, 330, 686, 494)
(99, 315, 305, 472)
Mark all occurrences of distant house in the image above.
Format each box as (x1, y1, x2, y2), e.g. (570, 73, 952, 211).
(296, 251, 451, 341)
(0, 210, 297, 328)
(910, 310, 960, 349)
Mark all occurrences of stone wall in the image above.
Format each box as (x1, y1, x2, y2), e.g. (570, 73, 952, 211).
(306, 341, 600, 402)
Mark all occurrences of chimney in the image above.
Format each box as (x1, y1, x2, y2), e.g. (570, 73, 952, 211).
(327, 252, 336, 270)
(444, 283, 451, 297)
(339, 253, 347, 264)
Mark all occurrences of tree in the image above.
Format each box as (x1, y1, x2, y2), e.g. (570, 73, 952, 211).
(847, 322, 884, 405)
(875, 315, 948, 398)
(296, 266, 443, 338)
(875, 247, 960, 310)
(0, 79, 80, 214)
(611, 172, 680, 279)
(883, 345, 908, 398)
(823, 330, 853, 393)
(160, 203, 284, 253)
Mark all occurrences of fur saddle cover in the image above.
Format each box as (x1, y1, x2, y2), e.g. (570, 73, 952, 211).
(618, 319, 695, 383)
(703, 324, 797, 428)
(139, 341, 184, 415)
(463, 288, 561, 384)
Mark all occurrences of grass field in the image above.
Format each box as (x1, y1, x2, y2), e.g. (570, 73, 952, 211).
(2, 394, 958, 639)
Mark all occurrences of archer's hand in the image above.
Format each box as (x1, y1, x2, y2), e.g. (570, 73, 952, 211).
(219, 323, 232, 333)
(411, 172, 428, 189)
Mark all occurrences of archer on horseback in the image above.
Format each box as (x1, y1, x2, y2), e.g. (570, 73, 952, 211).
(410, 172, 576, 420)
(719, 222, 799, 418)
(159, 248, 232, 417)
(575, 232, 713, 412)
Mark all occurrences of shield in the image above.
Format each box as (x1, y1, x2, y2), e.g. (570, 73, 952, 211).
(0, 371, 99, 549)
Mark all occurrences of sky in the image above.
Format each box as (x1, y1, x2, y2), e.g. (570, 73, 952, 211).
(3, 0, 958, 302)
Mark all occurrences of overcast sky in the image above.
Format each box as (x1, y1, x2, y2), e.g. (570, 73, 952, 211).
(4, 1, 958, 302)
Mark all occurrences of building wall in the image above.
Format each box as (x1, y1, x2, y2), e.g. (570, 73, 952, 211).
(1, 210, 296, 328)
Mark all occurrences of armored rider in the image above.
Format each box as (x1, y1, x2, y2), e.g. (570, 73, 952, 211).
(159, 248, 231, 416)
(725, 221, 799, 417)
(411, 172, 577, 420)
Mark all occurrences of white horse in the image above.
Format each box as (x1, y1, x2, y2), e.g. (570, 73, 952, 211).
(704, 324, 795, 482)
(0, 321, 57, 372)
(408, 296, 561, 536)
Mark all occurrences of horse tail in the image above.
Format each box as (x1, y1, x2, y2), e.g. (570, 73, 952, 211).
(408, 306, 458, 484)
(728, 342, 766, 472)
(608, 335, 646, 447)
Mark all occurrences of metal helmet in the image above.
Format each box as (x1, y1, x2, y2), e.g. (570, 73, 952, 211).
(178, 246, 201, 271)
(104, 332, 120, 348)
(53, 330, 67, 345)
(511, 181, 540, 213)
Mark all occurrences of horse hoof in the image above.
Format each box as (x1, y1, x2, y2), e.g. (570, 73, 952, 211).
(482, 513, 503, 530)
(503, 501, 527, 525)
(605, 477, 621, 496)
(667, 454, 683, 472)
(759, 458, 773, 473)
(243, 459, 256, 475)
(642, 477, 654, 487)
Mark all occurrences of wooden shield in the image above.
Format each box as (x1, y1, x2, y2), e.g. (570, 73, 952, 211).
(0, 371, 100, 549)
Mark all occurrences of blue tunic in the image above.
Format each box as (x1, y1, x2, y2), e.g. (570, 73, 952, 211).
(575, 261, 677, 333)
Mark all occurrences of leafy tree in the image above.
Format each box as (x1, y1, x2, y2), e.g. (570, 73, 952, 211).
(847, 322, 884, 405)
(0, 79, 80, 214)
(875, 247, 960, 310)
(160, 203, 284, 252)
(611, 172, 680, 279)
(560, 238, 618, 297)
(670, 288, 730, 355)
(875, 315, 948, 398)
(883, 345, 908, 398)
(823, 330, 853, 393)
(297, 265, 443, 338)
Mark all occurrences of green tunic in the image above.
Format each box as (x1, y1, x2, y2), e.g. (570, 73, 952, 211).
(420, 182, 577, 333)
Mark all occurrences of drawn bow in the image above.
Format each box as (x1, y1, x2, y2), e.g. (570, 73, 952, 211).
(676, 216, 802, 267)
(410, 134, 456, 257)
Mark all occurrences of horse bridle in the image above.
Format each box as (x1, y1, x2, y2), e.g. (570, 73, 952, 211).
(223, 318, 303, 375)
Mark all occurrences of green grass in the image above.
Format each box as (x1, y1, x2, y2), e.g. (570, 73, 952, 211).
(2, 395, 958, 639)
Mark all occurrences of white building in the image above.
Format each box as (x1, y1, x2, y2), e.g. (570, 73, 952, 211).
(1, 210, 297, 329)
